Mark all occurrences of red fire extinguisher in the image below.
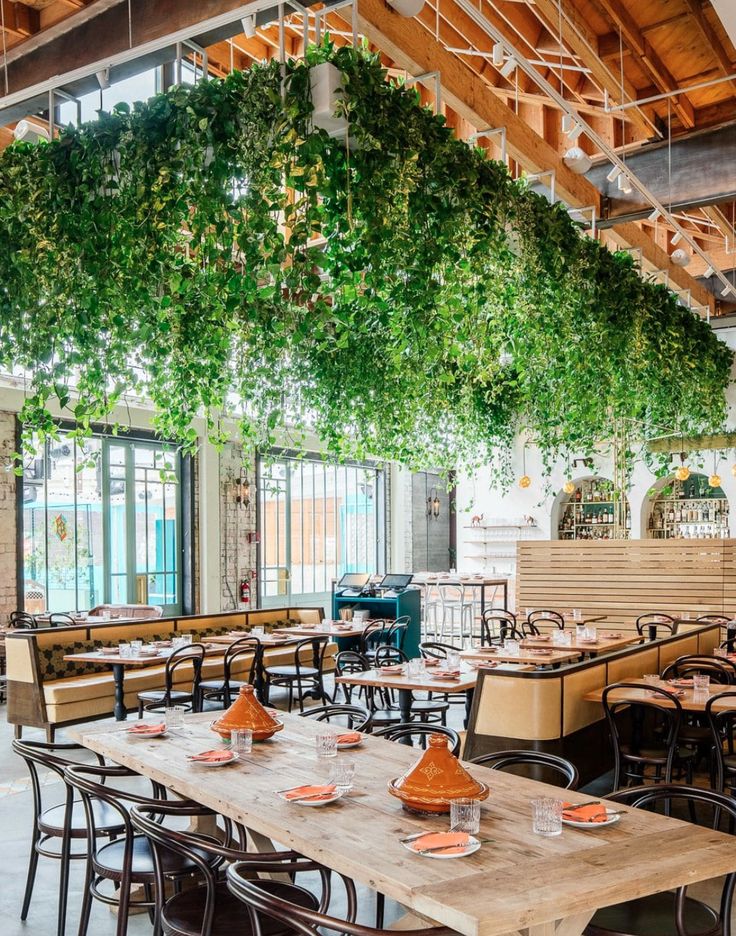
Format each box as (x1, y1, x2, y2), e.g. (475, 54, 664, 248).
(239, 578, 250, 606)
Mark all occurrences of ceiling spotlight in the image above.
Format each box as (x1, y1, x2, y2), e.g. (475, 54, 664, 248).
(499, 56, 518, 79)
(95, 68, 110, 90)
(704, 265, 714, 278)
(240, 14, 257, 37)
(492, 42, 504, 66)
(606, 165, 621, 183)
(648, 208, 660, 222)
(563, 146, 592, 175)
(670, 248, 690, 267)
(387, 0, 426, 15)
(562, 114, 574, 134)
(671, 231, 682, 246)
(721, 284, 732, 298)
(13, 120, 50, 143)
(617, 173, 632, 194)
(566, 122, 584, 142)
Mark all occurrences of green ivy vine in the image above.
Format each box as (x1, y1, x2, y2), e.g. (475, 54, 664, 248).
(0, 40, 731, 476)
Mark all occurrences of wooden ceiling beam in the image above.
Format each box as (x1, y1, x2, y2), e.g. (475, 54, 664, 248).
(593, 0, 695, 128)
(702, 205, 736, 244)
(681, 0, 736, 102)
(345, 0, 712, 312)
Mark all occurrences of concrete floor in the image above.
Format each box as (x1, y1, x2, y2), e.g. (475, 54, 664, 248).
(0, 684, 731, 936)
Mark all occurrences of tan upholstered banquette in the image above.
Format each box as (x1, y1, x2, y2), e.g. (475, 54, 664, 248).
(6, 607, 326, 736)
(464, 620, 721, 783)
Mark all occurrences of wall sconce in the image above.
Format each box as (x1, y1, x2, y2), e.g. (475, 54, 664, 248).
(426, 487, 440, 519)
(573, 457, 594, 470)
(236, 467, 251, 508)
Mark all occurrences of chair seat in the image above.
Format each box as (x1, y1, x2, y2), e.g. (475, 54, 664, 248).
(93, 835, 203, 882)
(678, 724, 711, 743)
(411, 700, 450, 713)
(586, 890, 718, 936)
(162, 879, 318, 936)
(199, 679, 247, 693)
(137, 689, 193, 703)
(39, 800, 126, 839)
(369, 709, 402, 726)
(266, 666, 318, 678)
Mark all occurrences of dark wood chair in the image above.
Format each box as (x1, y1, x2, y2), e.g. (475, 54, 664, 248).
(661, 654, 734, 685)
(480, 609, 519, 645)
(372, 722, 461, 756)
(227, 858, 458, 936)
(197, 636, 262, 709)
(11, 740, 117, 936)
(48, 613, 76, 627)
(635, 613, 677, 639)
(10, 610, 36, 628)
(300, 703, 372, 731)
(131, 800, 330, 936)
(706, 690, 736, 795)
(375, 646, 449, 726)
(419, 642, 468, 710)
(602, 682, 695, 787)
(65, 763, 212, 936)
(584, 784, 736, 936)
(137, 643, 206, 717)
(470, 749, 579, 789)
(264, 636, 331, 713)
(528, 609, 565, 629)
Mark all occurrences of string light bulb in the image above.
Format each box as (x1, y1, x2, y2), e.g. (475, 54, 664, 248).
(519, 474, 532, 489)
(709, 473, 722, 488)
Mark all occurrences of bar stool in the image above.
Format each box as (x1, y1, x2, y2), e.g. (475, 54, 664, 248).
(437, 583, 473, 643)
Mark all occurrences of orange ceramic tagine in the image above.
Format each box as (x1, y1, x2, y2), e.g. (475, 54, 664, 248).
(210, 684, 284, 741)
(388, 734, 490, 814)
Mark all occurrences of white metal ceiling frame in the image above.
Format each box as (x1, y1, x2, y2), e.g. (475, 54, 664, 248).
(452, 0, 733, 308)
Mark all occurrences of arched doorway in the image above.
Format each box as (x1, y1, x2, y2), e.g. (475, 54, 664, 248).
(554, 476, 630, 540)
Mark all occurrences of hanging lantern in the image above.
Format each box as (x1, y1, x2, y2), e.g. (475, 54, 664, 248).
(519, 474, 531, 489)
(675, 465, 690, 482)
(563, 480, 575, 495)
(710, 473, 722, 488)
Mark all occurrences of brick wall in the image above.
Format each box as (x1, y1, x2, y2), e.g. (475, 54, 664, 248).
(0, 411, 17, 625)
(219, 444, 258, 611)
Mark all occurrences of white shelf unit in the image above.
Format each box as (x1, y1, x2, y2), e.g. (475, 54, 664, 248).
(460, 521, 543, 573)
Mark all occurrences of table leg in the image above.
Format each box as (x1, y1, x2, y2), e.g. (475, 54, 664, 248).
(480, 584, 486, 618)
(464, 687, 474, 729)
(398, 689, 413, 741)
(503, 581, 508, 612)
(112, 664, 127, 721)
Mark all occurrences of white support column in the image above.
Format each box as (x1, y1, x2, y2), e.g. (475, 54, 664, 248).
(198, 438, 222, 612)
(390, 463, 410, 572)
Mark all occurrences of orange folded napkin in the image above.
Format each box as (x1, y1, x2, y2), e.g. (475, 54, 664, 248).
(282, 784, 337, 801)
(601, 633, 623, 639)
(336, 732, 362, 744)
(381, 664, 405, 674)
(562, 802, 608, 823)
(127, 722, 166, 734)
(407, 832, 471, 854)
(189, 750, 235, 763)
(423, 658, 440, 667)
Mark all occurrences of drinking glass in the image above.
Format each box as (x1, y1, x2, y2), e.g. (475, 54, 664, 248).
(165, 705, 186, 729)
(130, 639, 142, 657)
(643, 673, 660, 685)
(583, 626, 596, 641)
(575, 625, 586, 641)
(118, 642, 131, 658)
(180, 633, 193, 646)
(171, 635, 185, 651)
(329, 759, 355, 793)
(407, 658, 423, 677)
(450, 797, 481, 835)
(447, 650, 462, 669)
(231, 728, 253, 754)
(692, 674, 710, 694)
(315, 731, 338, 758)
(531, 798, 563, 836)
(572, 609, 582, 622)
(714, 646, 728, 658)
(503, 639, 519, 657)
(251, 626, 264, 637)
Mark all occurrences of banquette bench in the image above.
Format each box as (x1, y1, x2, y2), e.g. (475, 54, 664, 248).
(464, 619, 722, 784)
(6, 607, 326, 738)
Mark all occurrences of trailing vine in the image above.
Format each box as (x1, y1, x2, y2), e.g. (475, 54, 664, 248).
(0, 40, 731, 476)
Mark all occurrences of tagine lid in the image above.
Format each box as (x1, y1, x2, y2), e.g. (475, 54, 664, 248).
(210, 684, 283, 740)
(388, 734, 490, 807)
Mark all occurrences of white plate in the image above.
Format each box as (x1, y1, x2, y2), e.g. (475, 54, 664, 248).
(126, 727, 168, 739)
(562, 808, 620, 828)
(189, 752, 240, 768)
(337, 739, 364, 750)
(401, 834, 481, 859)
(279, 790, 344, 806)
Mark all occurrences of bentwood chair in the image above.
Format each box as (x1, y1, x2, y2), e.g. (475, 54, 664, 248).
(418, 642, 468, 710)
(137, 643, 206, 717)
(264, 636, 332, 712)
(226, 858, 458, 936)
(374, 646, 449, 726)
(11, 740, 115, 936)
(528, 609, 565, 630)
(65, 763, 209, 936)
(706, 691, 736, 796)
(197, 636, 262, 709)
(334, 650, 400, 729)
(300, 703, 372, 731)
(480, 611, 523, 645)
(661, 655, 735, 685)
(132, 801, 330, 936)
(584, 785, 736, 936)
(602, 683, 695, 788)
(372, 722, 461, 756)
(49, 612, 76, 628)
(10, 610, 36, 628)
(470, 749, 579, 790)
(360, 619, 390, 659)
(635, 613, 677, 639)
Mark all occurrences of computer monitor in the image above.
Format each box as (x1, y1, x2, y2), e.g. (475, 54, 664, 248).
(379, 573, 414, 590)
(337, 572, 370, 589)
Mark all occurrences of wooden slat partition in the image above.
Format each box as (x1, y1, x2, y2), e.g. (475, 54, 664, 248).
(517, 539, 736, 629)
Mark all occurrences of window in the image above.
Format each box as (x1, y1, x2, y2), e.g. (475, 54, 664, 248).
(21, 433, 183, 614)
(258, 454, 386, 606)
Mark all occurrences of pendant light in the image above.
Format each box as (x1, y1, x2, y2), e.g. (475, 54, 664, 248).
(519, 446, 531, 489)
(562, 455, 575, 494)
(674, 451, 690, 482)
(709, 452, 722, 489)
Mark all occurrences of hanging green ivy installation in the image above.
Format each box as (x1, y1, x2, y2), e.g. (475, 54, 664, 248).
(0, 41, 731, 474)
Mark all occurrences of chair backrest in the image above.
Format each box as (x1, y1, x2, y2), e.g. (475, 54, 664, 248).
(12, 739, 104, 822)
(224, 636, 262, 684)
(226, 860, 450, 936)
(602, 682, 683, 778)
(300, 704, 372, 731)
(635, 613, 677, 637)
(49, 612, 76, 628)
(438, 584, 467, 605)
(360, 620, 389, 653)
(661, 655, 735, 685)
(165, 642, 206, 691)
(470, 749, 578, 789)
(386, 616, 409, 650)
(335, 650, 370, 676)
(480, 614, 523, 644)
(698, 615, 732, 625)
(9, 610, 36, 629)
(372, 722, 461, 756)
(419, 641, 455, 660)
(706, 690, 736, 790)
(291, 635, 331, 673)
(528, 609, 565, 629)
(374, 646, 409, 668)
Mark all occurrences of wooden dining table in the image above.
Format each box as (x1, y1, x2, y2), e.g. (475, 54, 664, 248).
(583, 677, 736, 712)
(460, 646, 582, 667)
(70, 711, 736, 936)
(519, 631, 640, 655)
